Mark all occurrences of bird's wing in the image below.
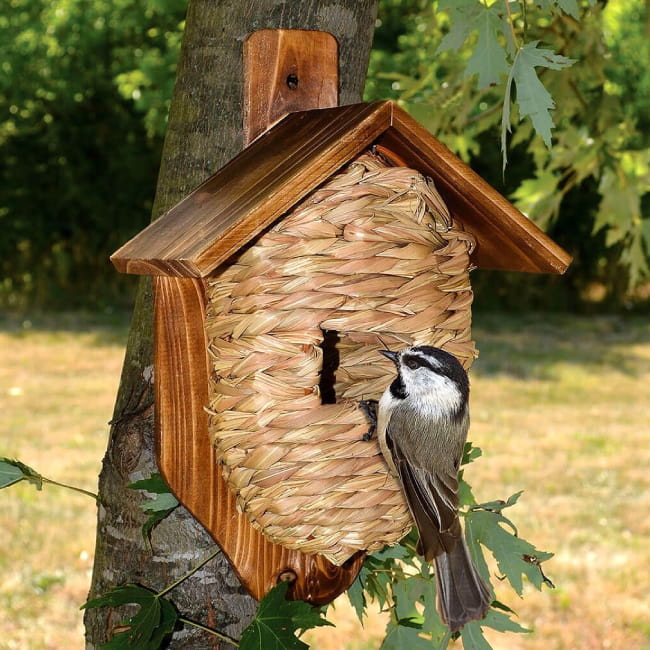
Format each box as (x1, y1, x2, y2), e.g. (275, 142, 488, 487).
(385, 413, 461, 560)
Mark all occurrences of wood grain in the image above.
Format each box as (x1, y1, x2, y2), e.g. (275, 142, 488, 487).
(243, 30, 338, 145)
(154, 276, 364, 603)
(152, 30, 364, 606)
(111, 101, 570, 278)
(111, 102, 393, 277)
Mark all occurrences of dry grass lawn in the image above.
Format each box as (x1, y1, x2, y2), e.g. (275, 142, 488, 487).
(0, 313, 128, 650)
(1, 311, 648, 649)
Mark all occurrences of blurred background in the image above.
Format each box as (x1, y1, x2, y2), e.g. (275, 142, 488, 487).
(1, 0, 649, 313)
(1, 0, 648, 648)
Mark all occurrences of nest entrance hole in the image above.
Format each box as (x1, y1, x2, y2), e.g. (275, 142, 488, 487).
(319, 329, 340, 405)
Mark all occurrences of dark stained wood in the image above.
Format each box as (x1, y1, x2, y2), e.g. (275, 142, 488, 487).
(151, 30, 364, 606)
(243, 30, 338, 145)
(111, 101, 571, 278)
(91, 9, 380, 645)
(154, 276, 364, 603)
(111, 102, 393, 277)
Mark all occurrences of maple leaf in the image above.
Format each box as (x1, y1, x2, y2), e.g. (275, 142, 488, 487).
(239, 582, 332, 650)
(82, 584, 178, 650)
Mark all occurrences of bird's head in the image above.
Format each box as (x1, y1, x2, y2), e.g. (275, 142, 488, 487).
(380, 346, 469, 411)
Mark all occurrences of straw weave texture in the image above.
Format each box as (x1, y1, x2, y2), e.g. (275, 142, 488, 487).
(205, 151, 476, 564)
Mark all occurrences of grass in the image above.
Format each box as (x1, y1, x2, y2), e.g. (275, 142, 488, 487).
(1, 311, 649, 649)
(0, 312, 129, 650)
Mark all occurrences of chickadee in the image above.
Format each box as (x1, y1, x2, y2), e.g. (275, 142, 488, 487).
(374, 345, 491, 632)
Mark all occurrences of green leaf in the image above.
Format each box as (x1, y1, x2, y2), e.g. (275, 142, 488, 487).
(511, 42, 575, 148)
(459, 443, 482, 506)
(465, 506, 553, 595)
(239, 581, 332, 650)
(461, 442, 483, 466)
(595, 166, 641, 238)
(359, 537, 416, 610)
(535, 0, 579, 17)
(501, 54, 517, 170)
(594, 151, 650, 284)
(128, 473, 174, 495)
(622, 227, 650, 287)
(459, 620, 492, 650)
(346, 571, 367, 623)
(482, 607, 529, 634)
(380, 619, 435, 650)
(128, 473, 179, 541)
(420, 571, 448, 643)
(512, 171, 564, 228)
(140, 491, 179, 513)
(392, 575, 426, 623)
(140, 508, 174, 542)
(371, 542, 412, 562)
(82, 584, 178, 650)
(465, 7, 510, 88)
(392, 571, 449, 646)
(0, 458, 28, 488)
(0, 457, 43, 490)
(458, 474, 477, 507)
(437, 0, 483, 53)
(461, 608, 530, 648)
(360, 564, 392, 611)
(437, 0, 476, 10)
(475, 491, 524, 517)
(556, 0, 580, 18)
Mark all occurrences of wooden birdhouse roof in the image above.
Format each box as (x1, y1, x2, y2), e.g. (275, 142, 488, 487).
(111, 101, 571, 277)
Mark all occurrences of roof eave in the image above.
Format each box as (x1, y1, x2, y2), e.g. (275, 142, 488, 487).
(111, 100, 571, 278)
(111, 102, 395, 277)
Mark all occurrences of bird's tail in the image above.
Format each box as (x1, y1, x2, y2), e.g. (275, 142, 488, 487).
(434, 537, 491, 633)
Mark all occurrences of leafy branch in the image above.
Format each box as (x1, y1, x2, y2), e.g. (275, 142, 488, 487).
(2, 457, 331, 649)
(3, 441, 553, 649)
(347, 443, 553, 650)
(239, 581, 332, 650)
(438, 0, 578, 168)
(0, 457, 100, 503)
(369, 0, 649, 292)
(500, 40, 575, 169)
(128, 472, 179, 543)
(82, 547, 240, 650)
(83, 559, 332, 650)
(86, 473, 331, 649)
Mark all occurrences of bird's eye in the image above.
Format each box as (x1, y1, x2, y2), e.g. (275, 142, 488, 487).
(404, 357, 420, 370)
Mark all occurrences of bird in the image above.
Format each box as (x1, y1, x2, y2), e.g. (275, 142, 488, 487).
(373, 345, 491, 632)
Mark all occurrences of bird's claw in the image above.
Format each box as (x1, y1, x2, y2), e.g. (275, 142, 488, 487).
(359, 399, 378, 441)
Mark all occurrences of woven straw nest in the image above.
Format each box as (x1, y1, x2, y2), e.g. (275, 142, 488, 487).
(205, 151, 477, 565)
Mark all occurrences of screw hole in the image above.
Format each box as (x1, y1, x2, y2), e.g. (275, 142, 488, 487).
(286, 73, 299, 89)
(278, 570, 297, 583)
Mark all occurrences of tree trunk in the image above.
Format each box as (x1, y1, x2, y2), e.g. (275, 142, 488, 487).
(84, 1, 379, 647)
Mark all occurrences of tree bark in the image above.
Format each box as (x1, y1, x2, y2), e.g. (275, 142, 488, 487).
(84, 1, 379, 647)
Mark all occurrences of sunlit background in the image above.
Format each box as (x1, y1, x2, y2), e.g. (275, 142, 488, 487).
(1, 0, 649, 648)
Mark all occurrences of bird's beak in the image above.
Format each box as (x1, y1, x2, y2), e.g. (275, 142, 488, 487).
(380, 349, 399, 365)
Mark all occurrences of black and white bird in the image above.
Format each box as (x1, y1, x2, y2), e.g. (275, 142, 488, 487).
(375, 345, 491, 632)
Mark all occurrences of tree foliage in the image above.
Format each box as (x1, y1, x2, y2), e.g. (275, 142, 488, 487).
(367, 0, 650, 305)
(4, 448, 552, 648)
(0, 0, 184, 308)
(1, 0, 648, 309)
(345, 445, 553, 649)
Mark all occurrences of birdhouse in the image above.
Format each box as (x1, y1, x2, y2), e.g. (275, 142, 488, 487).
(111, 30, 571, 606)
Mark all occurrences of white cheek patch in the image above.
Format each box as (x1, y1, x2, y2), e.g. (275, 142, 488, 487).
(403, 371, 462, 416)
